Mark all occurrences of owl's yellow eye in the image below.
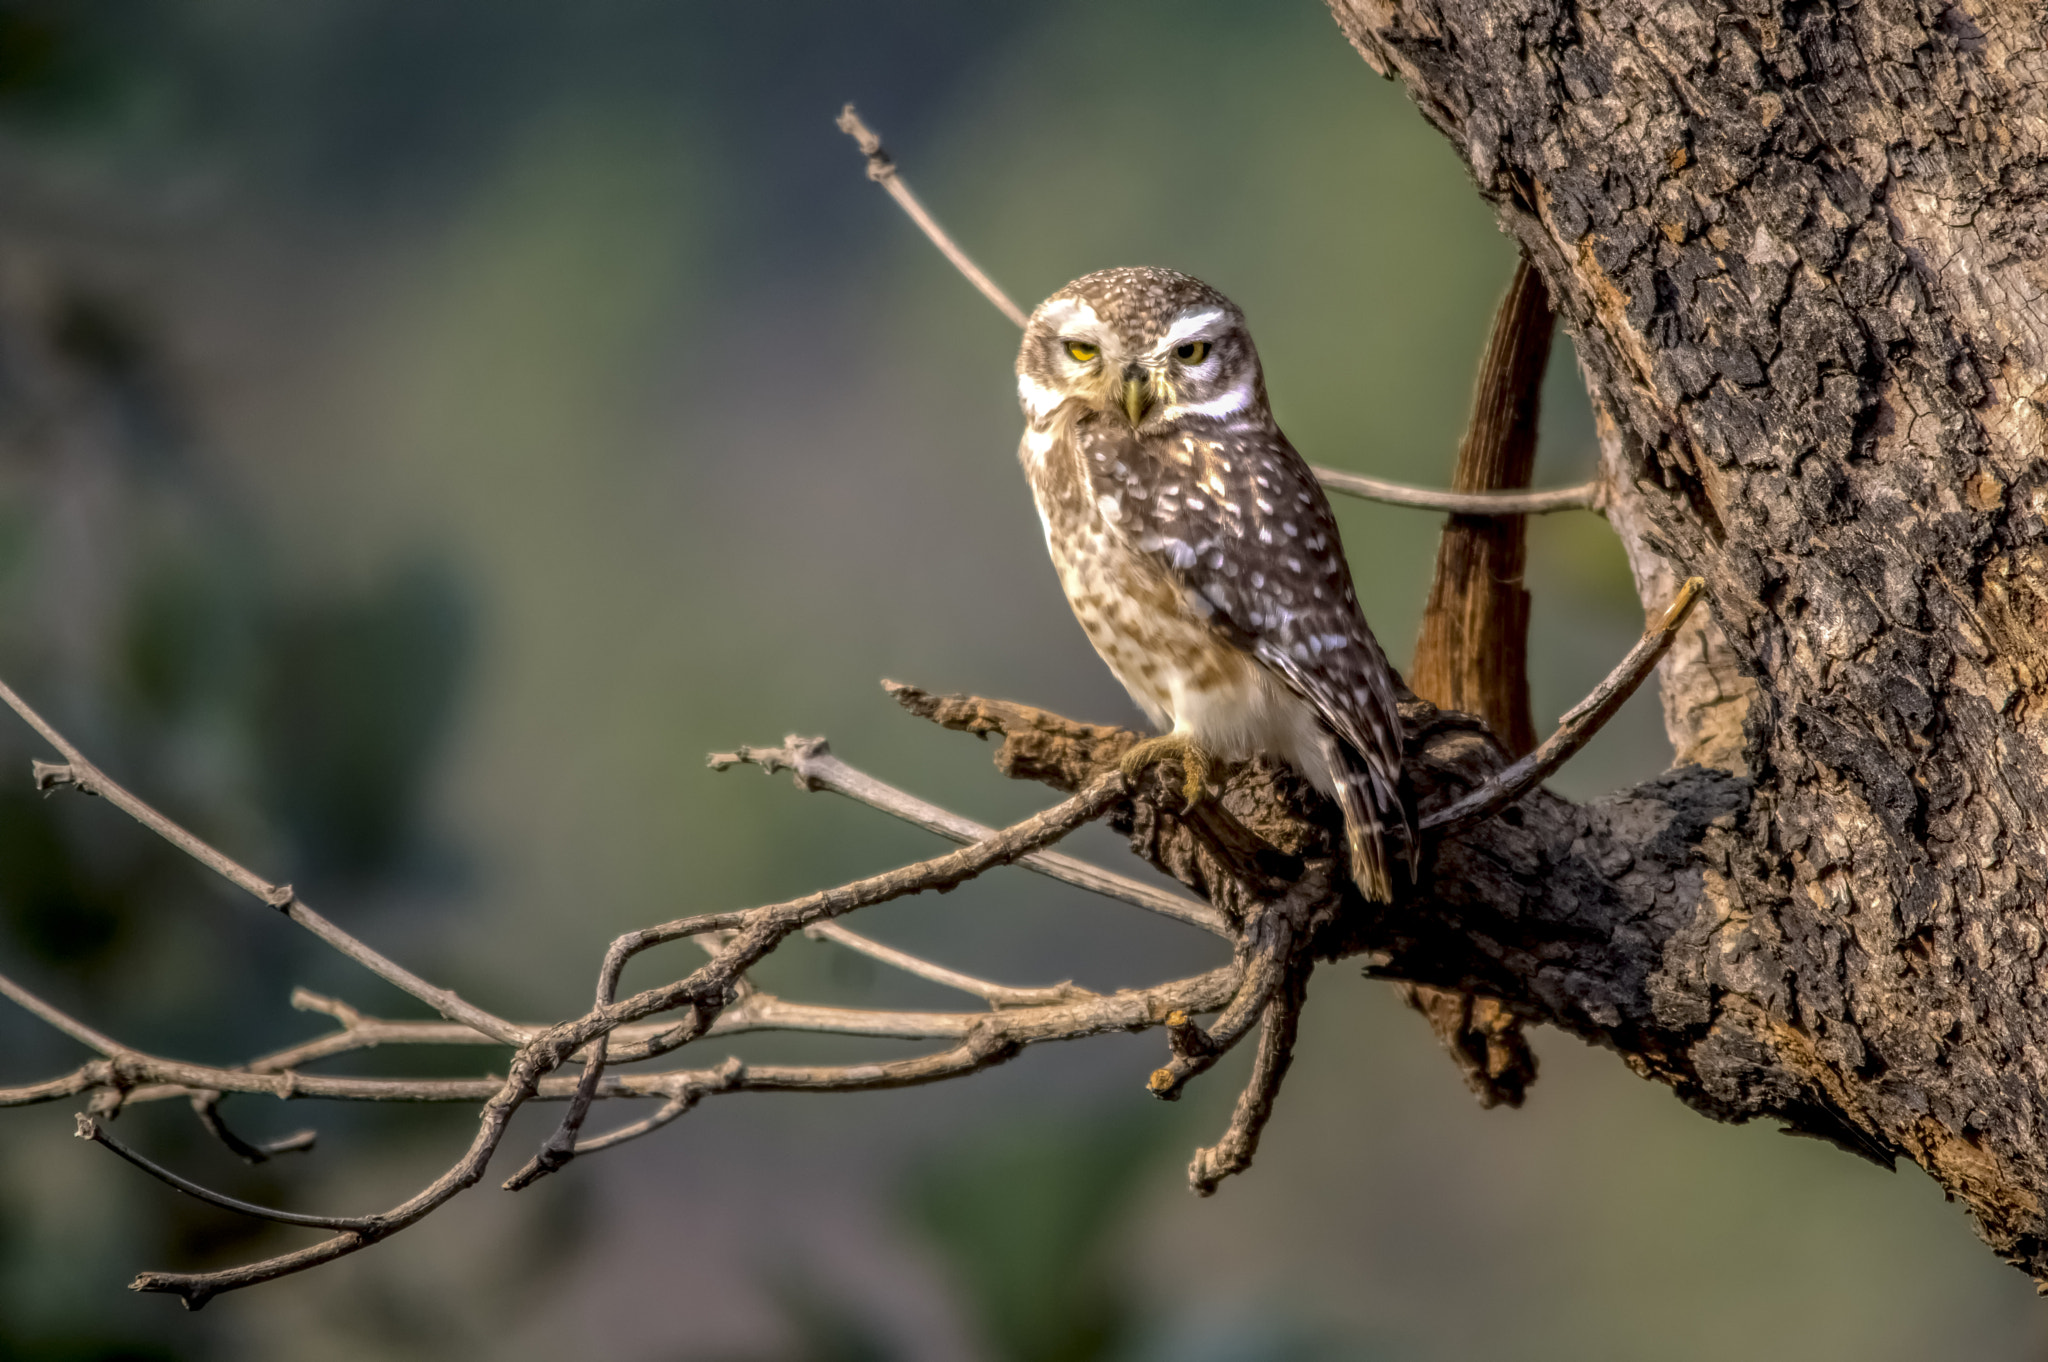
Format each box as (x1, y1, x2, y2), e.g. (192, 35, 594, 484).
(1175, 341, 1210, 364)
(1064, 340, 1100, 363)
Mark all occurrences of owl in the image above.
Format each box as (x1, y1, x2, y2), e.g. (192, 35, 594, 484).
(1015, 267, 1410, 901)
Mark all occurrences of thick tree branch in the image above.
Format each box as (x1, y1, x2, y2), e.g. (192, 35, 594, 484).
(1322, 0, 2048, 1279)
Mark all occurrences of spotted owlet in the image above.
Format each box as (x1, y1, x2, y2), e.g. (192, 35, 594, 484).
(1016, 267, 1410, 901)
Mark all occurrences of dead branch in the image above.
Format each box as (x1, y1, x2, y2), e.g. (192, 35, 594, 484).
(1401, 256, 1553, 1104)
(2, 679, 521, 1046)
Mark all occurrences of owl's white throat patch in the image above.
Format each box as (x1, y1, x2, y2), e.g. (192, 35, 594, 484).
(1018, 372, 1068, 422)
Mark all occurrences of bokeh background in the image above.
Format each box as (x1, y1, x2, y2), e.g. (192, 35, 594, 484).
(0, 3, 2040, 1359)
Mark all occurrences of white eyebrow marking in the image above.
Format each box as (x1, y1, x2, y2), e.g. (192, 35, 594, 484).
(1156, 307, 1226, 350)
(1037, 297, 1101, 330)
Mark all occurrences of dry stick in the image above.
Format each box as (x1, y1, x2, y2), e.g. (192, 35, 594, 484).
(1187, 956, 1310, 1196)
(802, 921, 1097, 1008)
(1420, 576, 1706, 836)
(836, 105, 1030, 328)
(833, 103, 1599, 519)
(709, 736, 1229, 935)
(77, 1116, 369, 1230)
(0, 967, 125, 1057)
(1411, 256, 1553, 756)
(188, 1094, 316, 1164)
(1309, 466, 1596, 515)
(1144, 870, 1324, 1102)
(0, 679, 523, 1046)
(1402, 255, 1553, 1107)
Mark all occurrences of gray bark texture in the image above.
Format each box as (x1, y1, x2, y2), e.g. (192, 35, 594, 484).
(1317, 0, 2048, 1277)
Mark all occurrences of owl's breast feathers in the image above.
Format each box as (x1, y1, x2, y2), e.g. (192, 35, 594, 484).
(1025, 411, 1405, 816)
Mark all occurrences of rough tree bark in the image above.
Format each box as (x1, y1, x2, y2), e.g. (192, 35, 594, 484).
(1309, 0, 2048, 1277)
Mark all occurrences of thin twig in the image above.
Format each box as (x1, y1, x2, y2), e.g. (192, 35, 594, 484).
(190, 1093, 316, 1164)
(77, 1115, 372, 1231)
(834, 105, 1600, 520)
(1312, 465, 1599, 515)
(1145, 872, 1324, 1100)
(1421, 577, 1706, 835)
(0, 679, 523, 1045)
(803, 921, 1097, 1008)
(1188, 955, 1311, 1195)
(709, 736, 1230, 936)
(836, 104, 1030, 327)
(0, 967, 125, 1056)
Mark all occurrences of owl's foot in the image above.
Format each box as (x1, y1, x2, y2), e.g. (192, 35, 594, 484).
(1119, 733, 1212, 811)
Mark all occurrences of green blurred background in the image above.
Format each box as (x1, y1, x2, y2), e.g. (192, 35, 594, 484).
(0, 3, 2038, 1358)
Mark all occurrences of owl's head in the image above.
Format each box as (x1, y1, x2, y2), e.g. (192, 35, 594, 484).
(1016, 267, 1266, 433)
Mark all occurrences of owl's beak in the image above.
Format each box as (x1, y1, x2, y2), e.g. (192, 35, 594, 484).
(1121, 373, 1150, 426)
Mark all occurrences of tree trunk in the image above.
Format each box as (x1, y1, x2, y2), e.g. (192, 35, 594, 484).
(1313, 0, 2048, 1277)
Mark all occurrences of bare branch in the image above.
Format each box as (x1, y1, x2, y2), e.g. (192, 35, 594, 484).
(0, 680, 522, 1045)
(77, 1115, 367, 1230)
(1146, 871, 1326, 1101)
(835, 104, 1030, 327)
(1419, 576, 1705, 836)
(0, 966, 125, 1057)
(803, 921, 1097, 1008)
(189, 1094, 317, 1164)
(1188, 957, 1310, 1196)
(1311, 465, 1598, 515)
(709, 734, 1230, 936)
(833, 105, 1600, 521)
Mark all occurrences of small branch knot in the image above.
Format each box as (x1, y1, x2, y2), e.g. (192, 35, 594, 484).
(32, 759, 85, 793)
(835, 104, 896, 181)
(1165, 1009, 1221, 1061)
(262, 884, 295, 911)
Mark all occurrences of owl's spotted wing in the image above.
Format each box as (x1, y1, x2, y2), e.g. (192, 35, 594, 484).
(1072, 418, 1406, 809)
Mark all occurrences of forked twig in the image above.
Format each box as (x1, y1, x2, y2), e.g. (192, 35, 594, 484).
(499, 769, 1134, 1193)
(1188, 955, 1311, 1195)
(708, 735, 1228, 935)
(833, 104, 1601, 519)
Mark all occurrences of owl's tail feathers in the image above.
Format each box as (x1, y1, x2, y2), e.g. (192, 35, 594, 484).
(1323, 736, 1411, 905)
(1332, 773, 1395, 903)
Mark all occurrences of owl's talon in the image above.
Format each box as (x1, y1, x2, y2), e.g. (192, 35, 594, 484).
(1120, 734, 1211, 811)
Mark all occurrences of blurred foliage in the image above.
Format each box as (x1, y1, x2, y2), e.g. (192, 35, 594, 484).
(903, 1115, 1164, 1362)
